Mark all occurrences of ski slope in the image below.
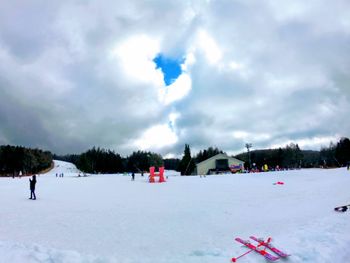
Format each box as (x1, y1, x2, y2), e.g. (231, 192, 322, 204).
(0, 160, 349, 263)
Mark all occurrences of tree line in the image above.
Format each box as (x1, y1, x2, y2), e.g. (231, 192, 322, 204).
(56, 145, 223, 175)
(178, 138, 350, 175)
(235, 137, 350, 170)
(1, 137, 349, 176)
(55, 148, 164, 174)
(0, 145, 52, 176)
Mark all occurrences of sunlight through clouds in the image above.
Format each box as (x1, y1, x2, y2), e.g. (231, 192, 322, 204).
(112, 35, 163, 86)
(133, 123, 178, 150)
(195, 29, 222, 65)
(158, 73, 192, 105)
(133, 112, 180, 150)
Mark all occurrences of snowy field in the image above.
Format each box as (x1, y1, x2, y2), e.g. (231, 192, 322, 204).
(1, 160, 350, 263)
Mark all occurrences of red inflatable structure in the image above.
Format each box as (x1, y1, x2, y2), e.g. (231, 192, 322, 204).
(149, 166, 166, 183)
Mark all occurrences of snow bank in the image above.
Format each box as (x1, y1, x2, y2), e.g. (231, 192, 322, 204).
(0, 241, 110, 263)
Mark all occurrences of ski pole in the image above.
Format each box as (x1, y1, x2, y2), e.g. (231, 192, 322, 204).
(232, 237, 271, 262)
(232, 248, 254, 262)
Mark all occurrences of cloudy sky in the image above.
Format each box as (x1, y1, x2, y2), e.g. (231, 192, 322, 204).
(0, 0, 349, 157)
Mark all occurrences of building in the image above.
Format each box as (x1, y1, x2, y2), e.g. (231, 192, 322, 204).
(195, 153, 244, 175)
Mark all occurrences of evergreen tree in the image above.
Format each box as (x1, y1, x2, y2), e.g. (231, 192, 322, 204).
(320, 142, 337, 167)
(74, 147, 123, 173)
(196, 146, 223, 163)
(0, 145, 52, 176)
(163, 158, 180, 171)
(127, 151, 164, 172)
(179, 144, 195, 175)
(294, 144, 303, 168)
(335, 137, 350, 166)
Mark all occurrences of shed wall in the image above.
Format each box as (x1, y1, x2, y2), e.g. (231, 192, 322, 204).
(196, 154, 244, 175)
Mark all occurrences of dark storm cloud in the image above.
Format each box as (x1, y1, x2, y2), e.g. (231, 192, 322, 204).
(0, 1, 184, 154)
(168, 0, 350, 155)
(0, 0, 349, 156)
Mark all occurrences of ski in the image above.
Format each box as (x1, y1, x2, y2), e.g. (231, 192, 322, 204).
(250, 236, 289, 258)
(334, 204, 350, 212)
(232, 237, 267, 262)
(235, 237, 279, 261)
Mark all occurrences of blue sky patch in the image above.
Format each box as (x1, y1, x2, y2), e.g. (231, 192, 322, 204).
(153, 54, 184, 86)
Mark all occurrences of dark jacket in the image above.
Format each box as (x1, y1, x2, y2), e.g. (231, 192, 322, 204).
(29, 176, 37, 190)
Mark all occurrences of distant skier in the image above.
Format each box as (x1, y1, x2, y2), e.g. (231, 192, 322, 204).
(131, 172, 135, 181)
(29, 175, 37, 200)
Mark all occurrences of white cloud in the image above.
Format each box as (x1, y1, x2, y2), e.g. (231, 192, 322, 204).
(158, 73, 192, 105)
(169, 112, 180, 127)
(232, 131, 271, 142)
(232, 131, 249, 140)
(194, 29, 222, 65)
(133, 111, 180, 151)
(181, 52, 196, 71)
(133, 123, 178, 150)
(229, 61, 244, 71)
(0, 0, 349, 156)
(112, 35, 163, 86)
(270, 135, 340, 150)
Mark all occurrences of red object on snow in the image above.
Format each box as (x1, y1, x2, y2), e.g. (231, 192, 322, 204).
(149, 166, 166, 183)
(232, 237, 273, 262)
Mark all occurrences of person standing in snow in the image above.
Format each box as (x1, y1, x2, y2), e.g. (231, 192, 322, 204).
(29, 175, 37, 200)
(131, 172, 135, 181)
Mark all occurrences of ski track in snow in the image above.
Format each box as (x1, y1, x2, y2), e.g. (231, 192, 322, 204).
(0, 160, 350, 263)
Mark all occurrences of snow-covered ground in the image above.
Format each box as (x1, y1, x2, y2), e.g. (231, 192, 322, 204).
(0, 160, 349, 263)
